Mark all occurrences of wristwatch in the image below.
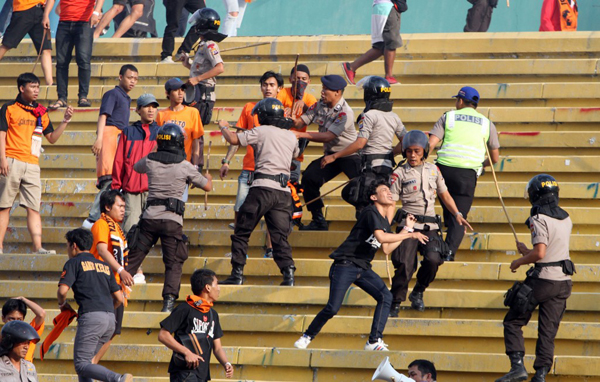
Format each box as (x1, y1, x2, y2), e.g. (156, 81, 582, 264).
(221, 159, 230, 165)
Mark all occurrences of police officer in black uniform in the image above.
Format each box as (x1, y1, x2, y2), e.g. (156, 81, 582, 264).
(0, 321, 39, 382)
(496, 174, 574, 382)
(125, 124, 212, 312)
(219, 98, 300, 286)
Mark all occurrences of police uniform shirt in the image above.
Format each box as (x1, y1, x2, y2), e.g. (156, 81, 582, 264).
(300, 97, 357, 154)
(59, 252, 121, 316)
(190, 40, 224, 102)
(0, 356, 38, 382)
(390, 162, 448, 230)
(329, 204, 391, 270)
(237, 125, 300, 193)
(529, 214, 573, 281)
(430, 113, 501, 150)
(134, 157, 209, 225)
(160, 304, 223, 380)
(358, 109, 406, 155)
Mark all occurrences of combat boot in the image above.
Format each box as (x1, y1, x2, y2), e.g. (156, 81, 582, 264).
(300, 211, 328, 231)
(494, 352, 528, 382)
(161, 294, 176, 313)
(389, 303, 400, 318)
(530, 366, 550, 382)
(409, 283, 426, 312)
(280, 265, 296, 286)
(219, 263, 244, 285)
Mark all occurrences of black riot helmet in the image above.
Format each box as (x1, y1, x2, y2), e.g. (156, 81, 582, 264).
(357, 76, 392, 102)
(156, 123, 186, 154)
(191, 8, 227, 42)
(0, 321, 40, 356)
(526, 174, 560, 204)
(402, 130, 430, 159)
(251, 98, 293, 129)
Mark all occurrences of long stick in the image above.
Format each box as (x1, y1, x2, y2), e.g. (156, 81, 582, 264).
(483, 138, 518, 241)
(220, 41, 271, 53)
(32, 28, 48, 73)
(385, 254, 392, 286)
(290, 54, 300, 114)
(301, 178, 354, 208)
(204, 141, 212, 210)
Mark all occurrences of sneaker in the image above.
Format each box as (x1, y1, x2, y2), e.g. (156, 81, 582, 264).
(133, 272, 146, 285)
(299, 218, 328, 231)
(228, 223, 235, 230)
(264, 248, 273, 258)
(160, 56, 175, 63)
(120, 374, 133, 382)
(224, 252, 232, 258)
(174, 52, 187, 62)
(341, 62, 356, 85)
(294, 335, 312, 349)
(35, 248, 56, 255)
(385, 76, 400, 85)
(389, 303, 400, 318)
(82, 219, 94, 230)
(364, 338, 389, 351)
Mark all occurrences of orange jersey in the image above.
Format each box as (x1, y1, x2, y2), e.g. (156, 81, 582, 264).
(156, 106, 204, 162)
(236, 102, 260, 171)
(91, 217, 127, 284)
(13, 0, 44, 12)
(277, 88, 317, 162)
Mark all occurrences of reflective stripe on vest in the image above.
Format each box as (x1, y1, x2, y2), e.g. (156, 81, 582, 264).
(436, 108, 490, 170)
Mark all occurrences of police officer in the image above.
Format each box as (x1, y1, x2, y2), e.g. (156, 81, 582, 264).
(0, 321, 39, 382)
(389, 130, 471, 315)
(428, 86, 500, 261)
(292, 74, 360, 231)
(125, 124, 213, 313)
(496, 174, 573, 382)
(219, 98, 300, 286)
(320, 76, 406, 211)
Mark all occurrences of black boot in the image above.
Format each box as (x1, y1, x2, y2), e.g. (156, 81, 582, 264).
(409, 283, 426, 312)
(531, 366, 550, 382)
(280, 265, 296, 286)
(300, 211, 328, 231)
(161, 294, 176, 313)
(389, 303, 400, 318)
(442, 250, 455, 262)
(219, 263, 244, 285)
(494, 352, 528, 382)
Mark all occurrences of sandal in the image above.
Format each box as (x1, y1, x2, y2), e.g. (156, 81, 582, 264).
(48, 99, 67, 110)
(78, 98, 91, 107)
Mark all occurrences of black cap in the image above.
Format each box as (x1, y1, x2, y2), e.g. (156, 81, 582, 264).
(321, 75, 346, 91)
(291, 64, 311, 77)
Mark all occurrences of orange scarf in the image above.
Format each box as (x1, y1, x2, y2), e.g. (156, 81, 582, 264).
(40, 308, 78, 360)
(559, 0, 578, 31)
(186, 295, 213, 313)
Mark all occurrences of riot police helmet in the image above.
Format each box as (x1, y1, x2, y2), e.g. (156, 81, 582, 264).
(156, 123, 186, 154)
(251, 98, 293, 129)
(357, 76, 392, 102)
(401, 130, 430, 159)
(526, 174, 560, 204)
(0, 321, 40, 356)
(191, 8, 221, 33)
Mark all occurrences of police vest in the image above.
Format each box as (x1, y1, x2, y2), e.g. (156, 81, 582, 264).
(436, 108, 490, 170)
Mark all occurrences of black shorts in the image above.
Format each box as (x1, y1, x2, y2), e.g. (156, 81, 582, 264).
(2, 5, 52, 51)
(113, 0, 145, 6)
(113, 304, 124, 335)
(372, 7, 403, 51)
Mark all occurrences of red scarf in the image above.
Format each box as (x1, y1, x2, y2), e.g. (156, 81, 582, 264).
(186, 295, 213, 313)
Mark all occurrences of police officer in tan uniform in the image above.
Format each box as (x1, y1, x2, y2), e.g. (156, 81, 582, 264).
(496, 174, 574, 382)
(219, 98, 300, 286)
(0, 321, 39, 382)
(389, 130, 471, 315)
(292, 74, 360, 231)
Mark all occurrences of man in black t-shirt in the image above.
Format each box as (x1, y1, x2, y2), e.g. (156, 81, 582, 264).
(294, 180, 428, 351)
(158, 269, 234, 382)
(57, 228, 132, 382)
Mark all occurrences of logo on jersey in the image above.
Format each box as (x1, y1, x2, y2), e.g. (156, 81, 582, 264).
(358, 117, 364, 130)
(192, 317, 215, 338)
(334, 112, 346, 124)
(208, 43, 219, 56)
(530, 222, 537, 237)
(365, 234, 382, 249)
(390, 173, 399, 185)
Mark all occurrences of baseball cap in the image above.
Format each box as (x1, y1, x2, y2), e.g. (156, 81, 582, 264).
(137, 93, 159, 108)
(291, 64, 311, 77)
(164, 78, 187, 92)
(321, 74, 347, 91)
(453, 86, 480, 104)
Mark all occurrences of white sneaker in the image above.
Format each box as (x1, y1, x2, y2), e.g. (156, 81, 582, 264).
(133, 272, 146, 284)
(224, 252, 232, 258)
(36, 248, 57, 255)
(160, 56, 175, 63)
(228, 223, 235, 230)
(174, 52, 187, 62)
(82, 219, 94, 230)
(294, 335, 311, 349)
(364, 338, 389, 351)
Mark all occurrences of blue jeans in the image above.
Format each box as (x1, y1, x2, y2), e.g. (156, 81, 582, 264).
(0, 0, 12, 35)
(305, 261, 392, 342)
(233, 170, 251, 212)
(56, 20, 93, 101)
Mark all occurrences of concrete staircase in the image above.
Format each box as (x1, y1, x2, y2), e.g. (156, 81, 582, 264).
(1, 32, 599, 381)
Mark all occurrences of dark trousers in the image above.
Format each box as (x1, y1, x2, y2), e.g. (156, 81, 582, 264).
(161, 0, 205, 59)
(231, 187, 294, 270)
(437, 163, 477, 257)
(56, 21, 93, 101)
(464, 0, 494, 32)
(126, 219, 188, 298)
(305, 261, 392, 342)
(390, 229, 443, 304)
(503, 278, 572, 370)
(301, 155, 361, 213)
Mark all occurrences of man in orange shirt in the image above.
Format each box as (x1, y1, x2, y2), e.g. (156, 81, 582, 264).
(219, 70, 283, 258)
(0, 73, 73, 254)
(277, 64, 317, 182)
(0, 0, 54, 86)
(90, 189, 131, 364)
(1, 297, 46, 362)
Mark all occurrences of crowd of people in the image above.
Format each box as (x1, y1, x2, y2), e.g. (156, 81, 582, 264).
(0, 1, 579, 382)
